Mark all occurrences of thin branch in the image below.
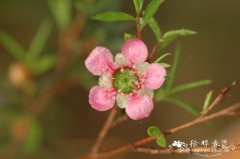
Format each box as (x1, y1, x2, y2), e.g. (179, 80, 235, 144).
(91, 106, 118, 154)
(200, 81, 237, 117)
(111, 114, 128, 128)
(29, 78, 74, 117)
(78, 103, 240, 159)
(167, 103, 240, 134)
(133, 144, 240, 154)
(135, 12, 142, 39)
(148, 42, 161, 62)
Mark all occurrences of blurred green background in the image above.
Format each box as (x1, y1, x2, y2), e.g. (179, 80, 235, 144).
(0, 0, 239, 159)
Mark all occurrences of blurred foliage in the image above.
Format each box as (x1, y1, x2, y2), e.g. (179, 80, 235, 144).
(0, 0, 126, 158)
(0, 0, 222, 158)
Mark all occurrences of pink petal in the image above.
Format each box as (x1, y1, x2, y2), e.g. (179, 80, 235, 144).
(121, 39, 148, 64)
(85, 47, 114, 76)
(89, 86, 115, 111)
(125, 94, 153, 120)
(144, 63, 166, 90)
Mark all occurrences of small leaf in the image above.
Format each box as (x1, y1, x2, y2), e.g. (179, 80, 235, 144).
(30, 54, 55, 75)
(165, 45, 181, 90)
(169, 80, 212, 95)
(155, 53, 171, 63)
(147, 126, 167, 148)
(24, 120, 42, 154)
(161, 29, 197, 49)
(164, 96, 200, 116)
(133, 0, 144, 13)
(92, 12, 135, 21)
(0, 31, 26, 61)
(154, 88, 166, 102)
(27, 19, 52, 61)
(156, 136, 167, 148)
(141, 0, 164, 29)
(75, 0, 122, 17)
(203, 90, 213, 111)
(160, 63, 171, 68)
(148, 17, 162, 42)
(147, 126, 161, 138)
(48, 0, 72, 31)
(123, 33, 136, 40)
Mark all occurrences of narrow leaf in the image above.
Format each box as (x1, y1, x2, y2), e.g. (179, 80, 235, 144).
(27, 19, 52, 61)
(165, 45, 181, 90)
(48, 0, 72, 31)
(154, 88, 166, 102)
(148, 18, 162, 42)
(133, 0, 144, 13)
(141, 0, 164, 29)
(75, 0, 122, 17)
(160, 63, 171, 68)
(123, 33, 136, 40)
(203, 90, 213, 111)
(156, 136, 167, 148)
(0, 31, 26, 61)
(161, 29, 197, 49)
(164, 96, 200, 116)
(24, 120, 42, 154)
(147, 126, 161, 138)
(92, 12, 135, 21)
(30, 54, 55, 75)
(169, 80, 212, 95)
(155, 53, 171, 63)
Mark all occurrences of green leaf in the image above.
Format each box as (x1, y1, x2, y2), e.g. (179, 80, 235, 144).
(160, 63, 171, 68)
(169, 80, 212, 95)
(203, 90, 213, 111)
(0, 31, 26, 61)
(24, 120, 42, 154)
(155, 53, 171, 63)
(27, 19, 52, 61)
(161, 29, 197, 49)
(30, 54, 55, 75)
(123, 33, 136, 40)
(92, 12, 135, 21)
(147, 126, 167, 148)
(141, 0, 164, 29)
(156, 136, 167, 148)
(75, 0, 123, 17)
(147, 126, 162, 138)
(133, 0, 144, 13)
(48, 0, 72, 31)
(165, 45, 181, 90)
(164, 96, 200, 116)
(154, 88, 166, 102)
(148, 18, 162, 42)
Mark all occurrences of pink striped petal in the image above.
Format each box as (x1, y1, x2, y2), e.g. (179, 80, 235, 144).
(121, 39, 148, 64)
(125, 94, 153, 120)
(144, 63, 166, 90)
(85, 47, 114, 76)
(89, 86, 115, 111)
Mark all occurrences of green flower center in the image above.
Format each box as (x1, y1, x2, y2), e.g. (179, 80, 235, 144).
(113, 68, 139, 94)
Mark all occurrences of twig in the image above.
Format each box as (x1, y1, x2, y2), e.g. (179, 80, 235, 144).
(200, 81, 237, 117)
(133, 144, 240, 154)
(135, 12, 142, 39)
(111, 114, 128, 128)
(29, 78, 74, 117)
(167, 103, 240, 134)
(79, 103, 240, 159)
(148, 42, 161, 62)
(91, 106, 118, 154)
(57, 14, 85, 72)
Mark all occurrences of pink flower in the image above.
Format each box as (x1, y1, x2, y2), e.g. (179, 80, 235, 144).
(85, 39, 166, 120)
